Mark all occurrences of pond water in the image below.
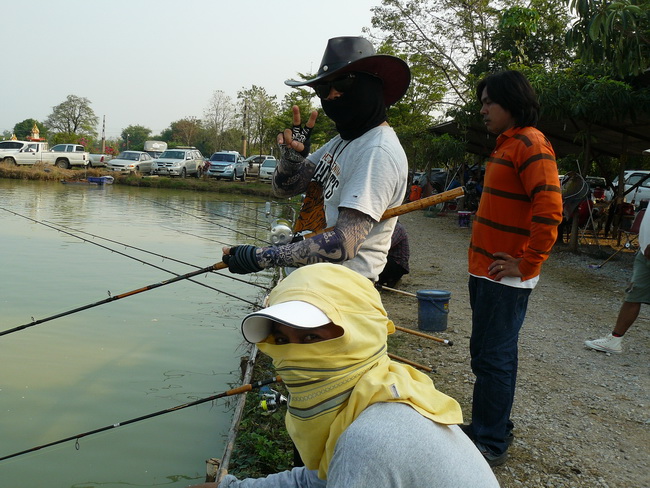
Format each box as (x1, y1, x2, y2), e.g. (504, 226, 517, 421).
(0, 179, 279, 487)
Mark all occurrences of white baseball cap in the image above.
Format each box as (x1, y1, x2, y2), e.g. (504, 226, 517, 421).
(241, 301, 331, 343)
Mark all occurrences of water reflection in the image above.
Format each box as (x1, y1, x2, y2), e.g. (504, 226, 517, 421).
(0, 179, 278, 487)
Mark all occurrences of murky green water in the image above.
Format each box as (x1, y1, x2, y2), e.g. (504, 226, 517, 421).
(0, 179, 278, 487)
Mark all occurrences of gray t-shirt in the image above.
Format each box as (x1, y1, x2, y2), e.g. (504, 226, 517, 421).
(219, 402, 500, 487)
(306, 126, 408, 281)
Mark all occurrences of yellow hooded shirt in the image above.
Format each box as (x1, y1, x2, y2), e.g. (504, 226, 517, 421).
(256, 263, 463, 480)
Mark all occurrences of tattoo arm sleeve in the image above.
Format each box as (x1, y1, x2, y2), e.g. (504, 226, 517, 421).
(272, 149, 316, 198)
(257, 208, 374, 267)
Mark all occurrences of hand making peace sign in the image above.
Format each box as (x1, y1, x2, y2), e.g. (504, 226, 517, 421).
(277, 105, 318, 157)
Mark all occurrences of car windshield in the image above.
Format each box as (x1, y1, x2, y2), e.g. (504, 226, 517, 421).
(117, 152, 139, 161)
(261, 160, 276, 168)
(159, 151, 186, 159)
(210, 153, 235, 162)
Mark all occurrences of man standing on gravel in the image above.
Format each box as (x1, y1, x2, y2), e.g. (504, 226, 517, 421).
(463, 70, 563, 467)
(585, 208, 650, 354)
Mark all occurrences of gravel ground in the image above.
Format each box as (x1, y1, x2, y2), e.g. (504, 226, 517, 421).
(381, 210, 649, 488)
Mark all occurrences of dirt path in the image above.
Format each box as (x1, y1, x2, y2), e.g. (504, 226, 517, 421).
(382, 210, 649, 488)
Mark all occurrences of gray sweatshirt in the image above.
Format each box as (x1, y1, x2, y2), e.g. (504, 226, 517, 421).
(219, 402, 500, 487)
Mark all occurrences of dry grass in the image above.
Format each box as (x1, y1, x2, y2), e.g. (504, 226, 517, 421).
(0, 161, 106, 181)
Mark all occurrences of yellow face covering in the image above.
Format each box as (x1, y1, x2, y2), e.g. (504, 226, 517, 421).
(256, 263, 463, 480)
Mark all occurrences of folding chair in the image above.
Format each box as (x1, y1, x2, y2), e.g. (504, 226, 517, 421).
(620, 208, 646, 249)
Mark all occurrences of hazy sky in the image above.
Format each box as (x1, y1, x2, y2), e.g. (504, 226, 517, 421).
(3, 0, 383, 139)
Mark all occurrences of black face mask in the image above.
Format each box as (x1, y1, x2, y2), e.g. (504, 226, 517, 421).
(321, 72, 387, 140)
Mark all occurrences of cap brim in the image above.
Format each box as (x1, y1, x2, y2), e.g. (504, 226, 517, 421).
(241, 301, 331, 343)
(285, 55, 411, 106)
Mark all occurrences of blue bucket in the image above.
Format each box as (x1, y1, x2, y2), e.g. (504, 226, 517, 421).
(416, 290, 451, 332)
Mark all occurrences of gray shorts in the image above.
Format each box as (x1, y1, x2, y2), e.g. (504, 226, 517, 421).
(625, 251, 650, 303)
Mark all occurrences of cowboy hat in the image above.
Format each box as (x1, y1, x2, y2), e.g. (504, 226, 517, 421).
(285, 36, 411, 106)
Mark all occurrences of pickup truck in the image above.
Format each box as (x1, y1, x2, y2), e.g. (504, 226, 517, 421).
(49, 143, 111, 167)
(1, 141, 90, 168)
(88, 153, 113, 167)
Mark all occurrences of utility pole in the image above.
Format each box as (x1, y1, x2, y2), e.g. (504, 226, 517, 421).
(242, 102, 248, 157)
(101, 115, 106, 153)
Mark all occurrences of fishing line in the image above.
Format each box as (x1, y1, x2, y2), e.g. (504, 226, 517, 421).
(0, 260, 231, 338)
(0, 207, 263, 303)
(44, 220, 270, 291)
(162, 226, 231, 246)
(142, 198, 272, 244)
(0, 209, 269, 337)
(201, 201, 270, 230)
(0, 376, 281, 462)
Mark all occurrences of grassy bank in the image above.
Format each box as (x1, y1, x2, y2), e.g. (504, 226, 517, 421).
(0, 161, 276, 198)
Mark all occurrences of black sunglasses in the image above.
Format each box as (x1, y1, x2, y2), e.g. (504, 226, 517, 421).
(314, 73, 356, 99)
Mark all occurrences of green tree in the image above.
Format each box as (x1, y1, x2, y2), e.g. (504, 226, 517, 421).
(120, 125, 151, 151)
(238, 85, 279, 157)
(566, 0, 650, 78)
(13, 119, 49, 140)
(45, 95, 98, 137)
(368, 0, 573, 111)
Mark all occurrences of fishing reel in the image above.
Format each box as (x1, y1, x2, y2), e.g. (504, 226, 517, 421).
(269, 219, 294, 246)
(259, 386, 287, 414)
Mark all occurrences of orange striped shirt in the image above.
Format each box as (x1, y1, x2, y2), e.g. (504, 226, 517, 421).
(468, 126, 563, 281)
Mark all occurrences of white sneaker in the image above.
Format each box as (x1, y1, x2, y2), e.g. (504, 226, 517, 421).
(585, 334, 623, 354)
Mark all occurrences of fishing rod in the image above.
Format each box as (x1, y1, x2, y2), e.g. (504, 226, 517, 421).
(0, 260, 229, 338)
(0, 376, 281, 462)
(302, 187, 465, 240)
(44, 220, 270, 291)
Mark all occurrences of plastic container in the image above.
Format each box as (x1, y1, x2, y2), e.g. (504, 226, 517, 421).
(458, 211, 471, 228)
(416, 290, 451, 332)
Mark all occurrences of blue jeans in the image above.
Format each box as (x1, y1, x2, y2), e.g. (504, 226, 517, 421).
(468, 276, 531, 456)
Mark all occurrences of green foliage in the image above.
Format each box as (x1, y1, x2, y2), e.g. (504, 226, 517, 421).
(228, 353, 293, 478)
(566, 0, 650, 78)
(49, 132, 81, 145)
(13, 119, 49, 140)
(428, 134, 468, 167)
(121, 125, 151, 151)
(238, 86, 280, 157)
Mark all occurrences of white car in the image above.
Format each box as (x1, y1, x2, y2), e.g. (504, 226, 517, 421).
(258, 158, 277, 183)
(107, 151, 155, 174)
(605, 170, 650, 205)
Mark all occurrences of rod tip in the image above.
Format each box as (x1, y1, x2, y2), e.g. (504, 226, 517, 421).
(447, 340, 454, 346)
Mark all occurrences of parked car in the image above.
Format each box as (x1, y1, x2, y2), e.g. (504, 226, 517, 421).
(243, 154, 276, 177)
(151, 147, 205, 177)
(206, 151, 246, 181)
(0, 140, 28, 151)
(258, 158, 277, 182)
(1, 141, 89, 168)
(107, 151, 155, 174)
(605, 170, 650, 205)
